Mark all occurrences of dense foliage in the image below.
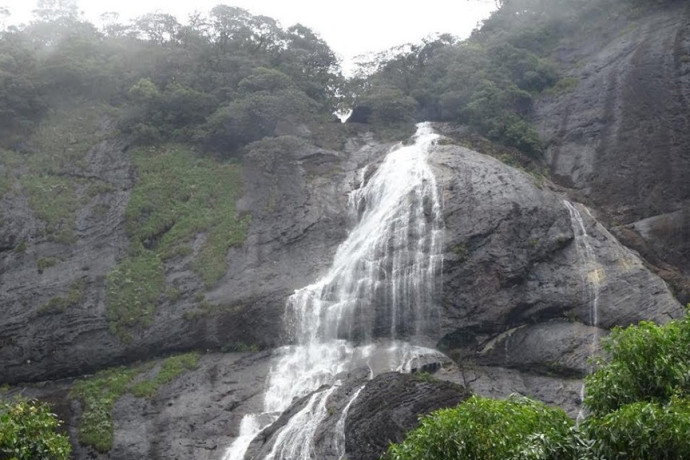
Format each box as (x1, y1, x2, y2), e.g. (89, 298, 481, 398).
(350, 0, 677, 157)
(0, 1, 343, 155)
(384, 395, 577, 460)
(581, 313, 690, 459)
(0, 399, 71, 460)
(386, 310, 690, 459)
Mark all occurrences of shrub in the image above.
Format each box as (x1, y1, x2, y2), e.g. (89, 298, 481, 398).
(584, 316, 690, 417)
(384, 395, 577, 460)
(0, 398, 71, 460)
(350, 86, 417, 125)
(584, 397, 690, 460)
(71, 366, 142, 452)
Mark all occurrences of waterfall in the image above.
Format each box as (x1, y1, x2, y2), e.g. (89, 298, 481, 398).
(564, 200, 602, 420)
(223, 122, 444, 460)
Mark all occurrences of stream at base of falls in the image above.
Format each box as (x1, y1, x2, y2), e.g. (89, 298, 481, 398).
(223, 122, 444, 460)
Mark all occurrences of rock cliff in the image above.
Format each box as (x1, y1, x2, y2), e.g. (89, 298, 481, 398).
(536, 1, 690, 302)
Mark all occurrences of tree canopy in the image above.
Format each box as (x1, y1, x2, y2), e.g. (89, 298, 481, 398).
(0, 3, 344, 156)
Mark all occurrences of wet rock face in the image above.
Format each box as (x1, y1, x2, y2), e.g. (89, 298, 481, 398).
(343, 373, 471, 460)
(245, 370, 470, 460)
(535, 3, 690, 299)
(0, 138, 135, 384)
(429, 141, 682, 411)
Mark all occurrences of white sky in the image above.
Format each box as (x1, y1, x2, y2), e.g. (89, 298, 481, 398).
(1, 0, 497, 65)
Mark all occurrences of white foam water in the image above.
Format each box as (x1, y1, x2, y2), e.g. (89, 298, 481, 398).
(223, 123, 443, 459)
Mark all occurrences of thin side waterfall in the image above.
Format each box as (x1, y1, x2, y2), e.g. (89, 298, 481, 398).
(223, 123, 444, 460)
(564, 200, 602, 420)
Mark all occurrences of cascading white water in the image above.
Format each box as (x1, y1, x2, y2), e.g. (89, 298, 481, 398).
(223, 123, 443, 460)
(564, 200, 602, 420)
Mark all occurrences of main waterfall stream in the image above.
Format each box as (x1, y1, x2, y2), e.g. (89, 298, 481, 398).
(223, 123, 444, 460)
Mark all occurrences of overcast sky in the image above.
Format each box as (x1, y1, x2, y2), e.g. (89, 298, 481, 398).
(1, 0, 497, 65)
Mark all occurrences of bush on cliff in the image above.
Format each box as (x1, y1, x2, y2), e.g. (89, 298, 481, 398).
(0, 399, 71, 460)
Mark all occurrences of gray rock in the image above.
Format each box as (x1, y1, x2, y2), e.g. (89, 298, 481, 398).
(343, 372, 471, 460)
(535, 2, 690, 300)
(429, 142, 682, 412)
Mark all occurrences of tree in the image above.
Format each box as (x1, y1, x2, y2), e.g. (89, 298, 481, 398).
(580, 311, 690, 459)
(384, 395, 577, 460)
(32, 0, 79, 23)
(584, 315, 690, 417)
(133, 13, 180, 44)
(0, 398, 71, 460)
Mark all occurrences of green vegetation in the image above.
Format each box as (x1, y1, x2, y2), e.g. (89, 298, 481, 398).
(0, 398, 71, 460)
(451, 243, 469, 262)
(71, 366, 142, 452)
(130, 352, 199, 399)
(126, 145, 249, 286)
(29, 102, 110, 174)
(220, 342, 261, 353)
(387, 309, 690, 459)
(1, 103, 113, 242)
(584, 316, 690, 416)
(36, 256, 59, 273)
(580, 311, 690, 459)
(0, 2, 343, 154)
(20, 174, 79, 244)
(351, 34, 555, 157)
(71, 352, 200, 452)
(104, 145, 249, 340)
(105, 251, 164, 342)
(38, 278, 86, 315)
(349, 0, 675, 158)
(183, 301, 239, 321)
(384, 395, 576, 460)
(0, 0, 342, 261)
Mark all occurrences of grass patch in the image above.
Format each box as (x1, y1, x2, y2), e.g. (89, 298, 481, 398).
(29, 102, 110, 174)
(544, 76, 579, 96)
(183, 301, 239, 321)
(125, 145, 249, 288)
(71, 352, 200, 452)
(164, 286, 181, 302)
(86, 181, 115, 198)
(1, 104, 113, 242)
(220, 342, 261, 353)
(38, 278, 86, 315)
(92, 203, 110, 217)
(70, 366, 143, 453)
(36, 256, 59, 273)
(20, 174, 79, 244)
(105, 250, 164, 342)
(106, 144, 249, 341)
(452, 243, 468, 262)
(130, 352, 199, 399)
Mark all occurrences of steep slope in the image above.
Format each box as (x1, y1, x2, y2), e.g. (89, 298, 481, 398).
(536, 1, 690, 301)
